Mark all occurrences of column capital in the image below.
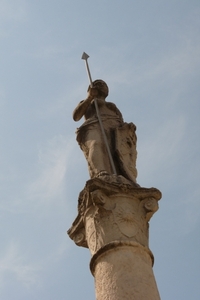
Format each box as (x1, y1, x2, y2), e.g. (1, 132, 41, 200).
(68, 178, 161, 256)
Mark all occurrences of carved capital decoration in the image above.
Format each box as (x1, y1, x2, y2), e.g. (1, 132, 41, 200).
(67, 178, 161, 259)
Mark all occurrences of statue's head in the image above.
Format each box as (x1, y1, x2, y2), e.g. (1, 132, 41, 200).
(88, 80, 109, 98)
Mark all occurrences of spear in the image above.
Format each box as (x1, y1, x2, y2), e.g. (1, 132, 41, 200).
(81, 52, 117, 175)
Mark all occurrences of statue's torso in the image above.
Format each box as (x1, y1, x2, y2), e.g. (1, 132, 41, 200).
(83, 99, 123, 126)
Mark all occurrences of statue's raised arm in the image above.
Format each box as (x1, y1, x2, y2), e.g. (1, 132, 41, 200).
(73, 86, 99, 121)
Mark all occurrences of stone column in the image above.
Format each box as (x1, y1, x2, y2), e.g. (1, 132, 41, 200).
(68, 178, 161, 300)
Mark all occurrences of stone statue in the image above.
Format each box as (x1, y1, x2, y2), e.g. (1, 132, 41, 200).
(68, 63, 162, 299)
(73, 79, 138, 186)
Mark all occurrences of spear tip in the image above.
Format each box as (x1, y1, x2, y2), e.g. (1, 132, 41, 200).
(81, 52, 89, 60)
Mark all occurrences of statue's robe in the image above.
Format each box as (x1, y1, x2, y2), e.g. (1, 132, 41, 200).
(76, 98, 137, 183)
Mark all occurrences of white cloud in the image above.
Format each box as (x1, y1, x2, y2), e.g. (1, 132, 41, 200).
(27, 134, 76, 208)
(0, 0, 28, 39)
(99, 35, 200, 90)
(0, 241, 41, 289)
(31, 44, 66, 60)
(146, 43, 199, 81)
(138, 114, 186, 178)
(137, 112, 200, 235)
(0, 0, 27, 22)
(184, 195, 200, 233)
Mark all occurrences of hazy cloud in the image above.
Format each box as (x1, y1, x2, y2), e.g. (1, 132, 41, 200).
(27, 135, 75, 207)
(138, 114, 186, 176)
(0, 241, 41, 289)
(0, 0, 27, 22)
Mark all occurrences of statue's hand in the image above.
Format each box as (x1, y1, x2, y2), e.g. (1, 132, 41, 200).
(87, 86, 99, 100)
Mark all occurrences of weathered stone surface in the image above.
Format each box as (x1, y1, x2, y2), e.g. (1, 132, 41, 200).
(68, 178, 161, 253)
(93, 243, 160, 300)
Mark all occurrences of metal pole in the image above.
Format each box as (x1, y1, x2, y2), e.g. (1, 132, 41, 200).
(81, 52, 117, 175)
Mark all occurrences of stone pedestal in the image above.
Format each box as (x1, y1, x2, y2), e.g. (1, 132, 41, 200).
(68, 178, 161, 300)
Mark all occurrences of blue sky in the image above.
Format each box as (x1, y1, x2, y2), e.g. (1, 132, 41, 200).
(0, 0, 200, 299)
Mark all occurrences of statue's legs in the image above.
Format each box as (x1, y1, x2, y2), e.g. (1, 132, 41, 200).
(77, 119, 123, 179)
(84, 126, 113, 178)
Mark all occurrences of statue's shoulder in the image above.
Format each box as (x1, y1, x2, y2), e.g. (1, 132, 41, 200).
(106, 101, 123, 118)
